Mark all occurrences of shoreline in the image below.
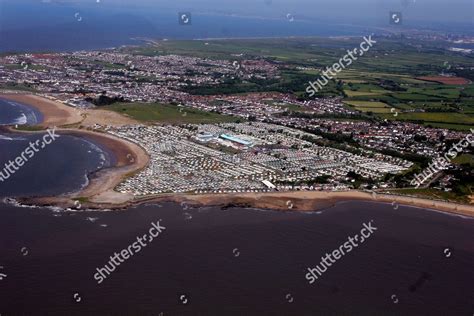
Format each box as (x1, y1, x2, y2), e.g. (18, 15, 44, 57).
(1, 93, 473, 218)
(138, 190, 474, 217)
(0, 92, 149, 206)
(14, 190, 474, 219)
(0, 93, 83, 127)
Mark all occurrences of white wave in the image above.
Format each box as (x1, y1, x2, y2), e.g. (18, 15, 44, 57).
(24, 111, 40, 125)
(7, 101, 20, 107)
(1, 198, 65, 212)
(0, 135, 27, 141)
(13, 113, 28, 125)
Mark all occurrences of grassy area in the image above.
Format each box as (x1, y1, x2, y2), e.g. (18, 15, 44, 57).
(104, 102, 241, 124)
(420, 122, 473, 131)
(344, 100, 392, 113)
(396, 112, 474, 125)
(14, 125, 46, 131)
(0, 82, 37, 92)
(452, 154, 474, 166)
(388, 188, 468, 203)
(344, 90, 383, 97)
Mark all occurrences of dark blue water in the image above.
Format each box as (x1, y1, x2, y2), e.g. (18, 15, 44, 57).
(0, 131, 114, 197)
(0, 125, 473, 315)
(0, 200, 472, 315)
(0, 1, 377, 53)
(0, 98, 43, 126)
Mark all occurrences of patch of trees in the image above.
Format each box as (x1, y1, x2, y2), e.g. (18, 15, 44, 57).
(447, 164, 474, 197)
(85, 95, 126, 106)
(378, 79, 407, 92)
(379, 148, 430, 167)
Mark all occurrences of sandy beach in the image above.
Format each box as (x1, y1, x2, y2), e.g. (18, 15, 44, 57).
(0, 92, 139, 127)
(0, 93, 148, 206)
(58, 129, 149, 201)
(136, 190, 474, 218)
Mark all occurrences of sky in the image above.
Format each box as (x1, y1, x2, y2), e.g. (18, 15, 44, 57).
(1, 0, 472, 24)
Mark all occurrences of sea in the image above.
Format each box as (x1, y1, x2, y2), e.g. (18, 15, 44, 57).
(0, 130, 115, 198)
(0, 98, 43, 126)
(0, 100, 473, 315)
(0, 201, 473, 315)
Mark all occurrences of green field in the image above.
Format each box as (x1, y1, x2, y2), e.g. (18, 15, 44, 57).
(388, 188, 469, 203)
(105, 102, 240, 124)
(452, 154, 474, 166)
(344, 101, 393, 113)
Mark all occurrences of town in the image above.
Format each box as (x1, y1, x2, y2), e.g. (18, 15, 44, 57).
(105, 122, 411, 196)
(0, 47, 469, 197)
